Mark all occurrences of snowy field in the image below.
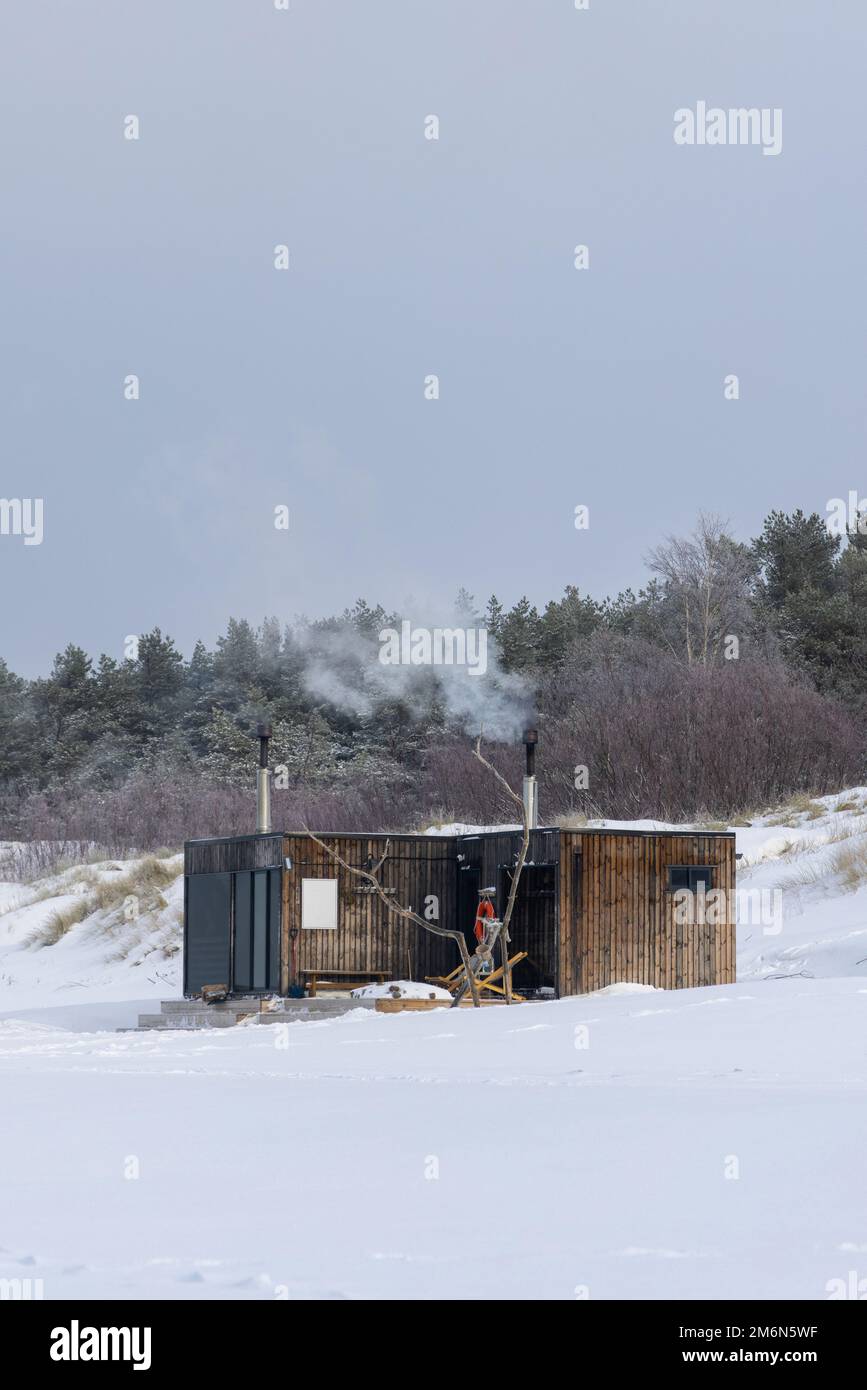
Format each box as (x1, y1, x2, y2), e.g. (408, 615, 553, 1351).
(1, 792, 866, 1300)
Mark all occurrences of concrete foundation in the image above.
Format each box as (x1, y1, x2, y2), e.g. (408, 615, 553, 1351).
(129, 995, 377, 1031)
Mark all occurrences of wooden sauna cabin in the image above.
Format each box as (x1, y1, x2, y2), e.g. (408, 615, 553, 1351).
(183, 824, 737, 1001)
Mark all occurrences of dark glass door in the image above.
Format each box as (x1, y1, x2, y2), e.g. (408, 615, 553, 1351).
(232, 868, 281, 993)
(184, 872, 231, 996)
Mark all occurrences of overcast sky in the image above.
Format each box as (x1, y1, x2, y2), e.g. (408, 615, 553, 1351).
(1, 1, 865, 675)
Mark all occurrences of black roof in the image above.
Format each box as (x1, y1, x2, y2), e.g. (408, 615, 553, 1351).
(185, 824, 736, 848)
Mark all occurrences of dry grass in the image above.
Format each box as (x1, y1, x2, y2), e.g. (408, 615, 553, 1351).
(418, 810, 458, 832)
(823, 814, 867, 846)
(771, 828, 867, 896)
(90, 856, 179, 911)
(765, 795, 827, 826)
(29, 866, 100, 904)
(775, 838, 801, 861)
(25, 854, 182, 948)
(0, 890, 24, 919)
(35, 897, 93, 946)
(831, 838, 867, 893)
(739, 835, 810, 871)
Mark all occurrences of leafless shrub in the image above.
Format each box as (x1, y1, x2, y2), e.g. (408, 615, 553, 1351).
(537, 634, 863, 823)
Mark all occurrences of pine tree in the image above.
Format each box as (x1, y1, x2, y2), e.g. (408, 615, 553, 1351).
(0, 658, 34, 786)
(485, 595, 504, 638)
(214, 618, 261, 690)
(454, 587, 479, 623)
(498, 596, 541, 672)
(538, 586, 603, 668)
(753, 510, 839, 609)
(31, 645, 98, 780)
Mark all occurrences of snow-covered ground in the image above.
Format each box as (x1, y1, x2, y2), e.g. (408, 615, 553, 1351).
(351, 979, 453, 1001)
(0, 793, 866, 1300)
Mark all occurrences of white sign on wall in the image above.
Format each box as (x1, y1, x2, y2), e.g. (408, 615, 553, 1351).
(301, 877, 338, 930)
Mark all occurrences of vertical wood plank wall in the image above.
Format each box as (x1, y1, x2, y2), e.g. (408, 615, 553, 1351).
(558, 830, 736, 996)
(281, 833, 458, 991)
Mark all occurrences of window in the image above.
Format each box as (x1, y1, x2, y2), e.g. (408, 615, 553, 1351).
(668, 865, 715, 892)
(302, 877, 338, 930)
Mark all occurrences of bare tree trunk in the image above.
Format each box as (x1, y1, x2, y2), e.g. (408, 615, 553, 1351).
(501, 921, 513, 1006)
(449, 920, 502, 1008)
(471, 736, 532, 1006)
(455, 931, 481, 1008)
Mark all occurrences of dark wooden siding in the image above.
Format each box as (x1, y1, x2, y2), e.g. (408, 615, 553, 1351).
(281, 833, 458, 990)
(185, 834, 284, 876)
(455, 828, 559, 886)
(559, 830, 736, 996)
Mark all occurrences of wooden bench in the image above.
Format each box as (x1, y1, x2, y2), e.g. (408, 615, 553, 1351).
(301, 969, 390, 997)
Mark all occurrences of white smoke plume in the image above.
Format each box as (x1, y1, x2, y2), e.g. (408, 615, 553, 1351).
(292, 607, 533, 742)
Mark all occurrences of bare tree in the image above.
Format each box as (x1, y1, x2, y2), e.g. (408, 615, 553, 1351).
(646, 513, 757, 666)
(303, 734, 531, 1008)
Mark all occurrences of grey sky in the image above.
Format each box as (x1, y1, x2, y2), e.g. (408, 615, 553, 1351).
(1, 0, 864, 675)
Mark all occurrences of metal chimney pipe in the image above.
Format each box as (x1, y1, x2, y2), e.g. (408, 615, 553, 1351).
(522, 728, 539, 829)
(256, 723, 272, 834)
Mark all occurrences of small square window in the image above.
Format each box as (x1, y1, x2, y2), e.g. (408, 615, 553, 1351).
(668, 865, 714, 892)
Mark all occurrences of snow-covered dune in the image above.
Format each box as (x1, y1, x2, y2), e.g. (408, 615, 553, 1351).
(0, 854, 182, 1023)
(731, 790, 867, 982)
